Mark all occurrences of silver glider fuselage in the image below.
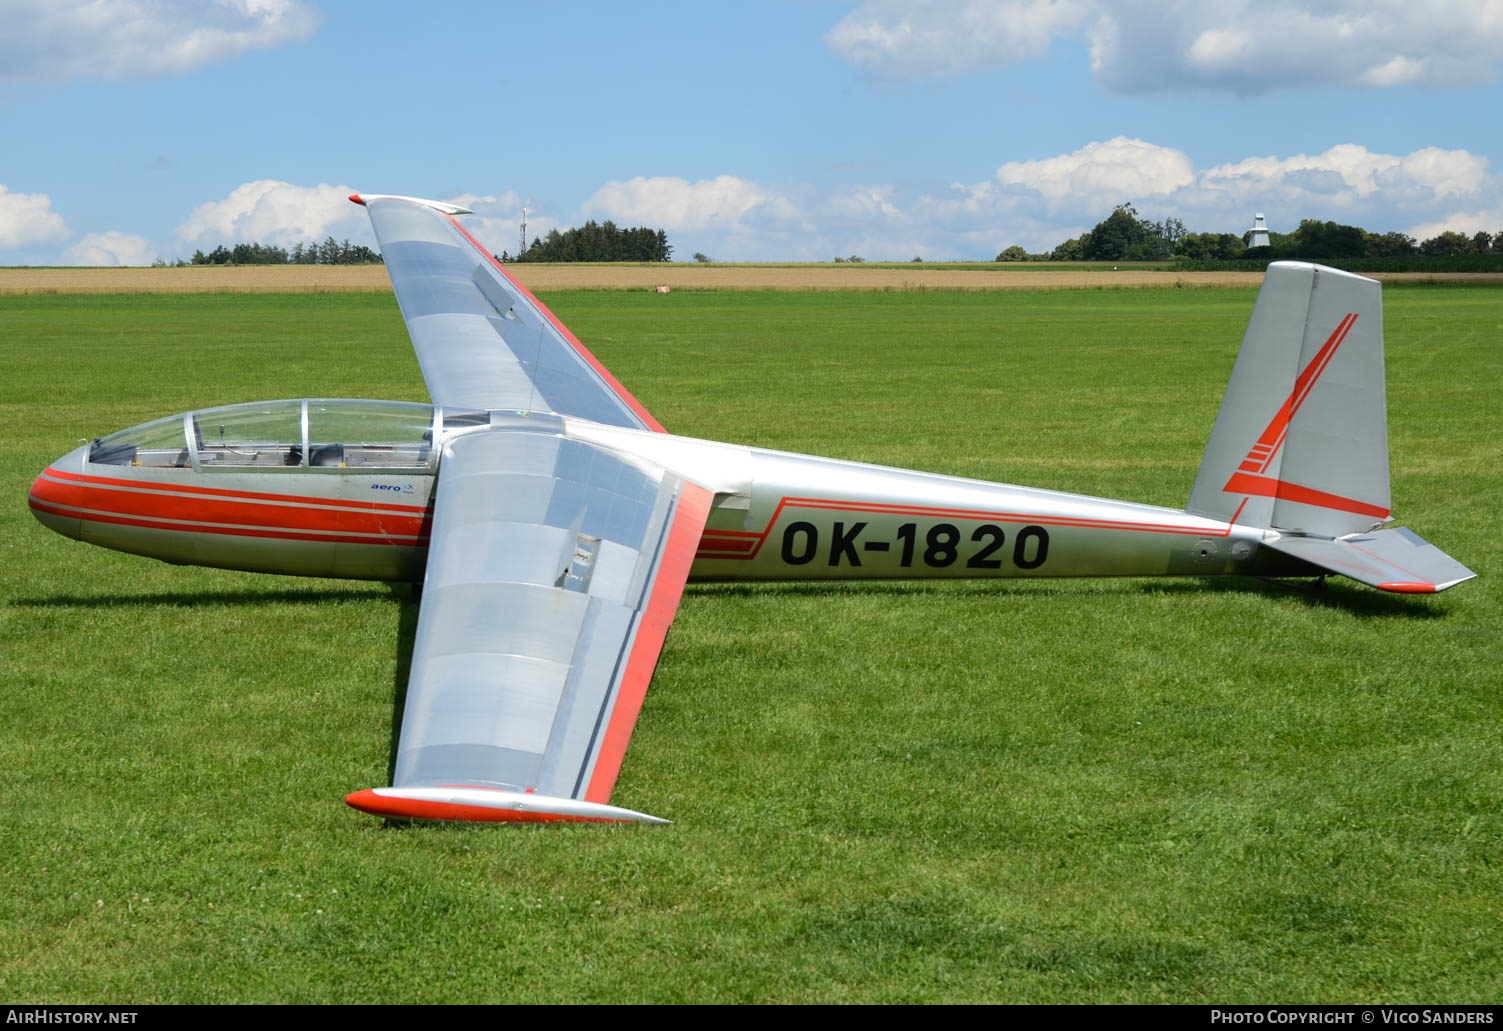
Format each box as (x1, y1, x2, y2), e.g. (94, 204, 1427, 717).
(30, 410, 1293, 587)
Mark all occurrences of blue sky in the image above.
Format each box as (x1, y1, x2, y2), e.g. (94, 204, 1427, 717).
(3, 0, 1501, 264)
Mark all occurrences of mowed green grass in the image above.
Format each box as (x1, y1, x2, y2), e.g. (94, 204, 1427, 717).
(1, 286, 1498, 1003)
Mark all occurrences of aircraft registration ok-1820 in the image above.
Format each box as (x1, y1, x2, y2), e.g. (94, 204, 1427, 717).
(29, 194, 1474, 826)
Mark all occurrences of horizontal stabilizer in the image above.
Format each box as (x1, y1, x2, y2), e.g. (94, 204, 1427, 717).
(346, 785, 670, 825)
(1263, 527, 1475, 593)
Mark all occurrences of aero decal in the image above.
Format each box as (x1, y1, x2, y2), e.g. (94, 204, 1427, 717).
(444, 215, 668, 435)
(695, 496, 1247, 561)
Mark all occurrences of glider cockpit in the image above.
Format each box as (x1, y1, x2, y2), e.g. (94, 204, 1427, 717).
(88, 398, 441, 472)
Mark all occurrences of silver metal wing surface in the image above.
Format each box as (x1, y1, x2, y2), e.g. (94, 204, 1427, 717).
(347, 418, 710, 824)
(352, 193, 664, 431)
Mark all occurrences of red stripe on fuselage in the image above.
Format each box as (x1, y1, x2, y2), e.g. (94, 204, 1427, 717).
(29, 496, 430, 547)
(584, 482, 711, 804)
(33, 472, 430, 538)
(444, 215, 667, 434)
(43, 468, 429, 513)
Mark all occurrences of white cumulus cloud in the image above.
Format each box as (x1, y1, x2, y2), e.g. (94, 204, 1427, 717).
(62, 231, 158, 266)
(0, 184, 68, 248)
(580, 175, 800, 231)
(826, 0, 1503, 94)
(996, 137, 1197, 207)
(0, 0, 321, 83)
(176, 180, 371, 250)
(827, 0, 1088, 80)
(1404, 209, 1503, 242)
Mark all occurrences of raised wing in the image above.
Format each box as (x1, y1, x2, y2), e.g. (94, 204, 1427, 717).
(347, 417, 709, 823)
(352, 193, 664, 431)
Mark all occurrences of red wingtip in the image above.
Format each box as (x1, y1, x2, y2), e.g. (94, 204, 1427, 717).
(344, 788, 619, 824)
(348, 193, 365, 206)
(1377, 581, 1437, 594)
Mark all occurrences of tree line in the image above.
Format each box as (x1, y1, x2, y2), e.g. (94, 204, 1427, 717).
(502, 221, 671, 263)
(154, 238, 384, 266)
(996, 205, 1502, 263)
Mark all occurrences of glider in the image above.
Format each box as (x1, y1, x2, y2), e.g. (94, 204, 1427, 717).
(28, 194, 1474, 826)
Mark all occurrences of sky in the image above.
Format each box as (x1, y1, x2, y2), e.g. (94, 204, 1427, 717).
(2, 0, 1501, 265)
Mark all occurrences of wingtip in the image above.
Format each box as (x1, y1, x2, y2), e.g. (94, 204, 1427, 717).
(1376, 581, 1437, 594)
(345, 786, 670, 825)
(348, 193, 365, 206)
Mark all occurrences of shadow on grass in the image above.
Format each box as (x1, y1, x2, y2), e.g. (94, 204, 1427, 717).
(687, 575, 1448, 618)
(11, 587, 389, 608)
(386, 581, 419, 786)
(1134, 576, 1447, 619)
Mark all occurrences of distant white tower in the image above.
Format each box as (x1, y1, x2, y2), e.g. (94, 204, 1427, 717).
(1248, 212, 1271, 248)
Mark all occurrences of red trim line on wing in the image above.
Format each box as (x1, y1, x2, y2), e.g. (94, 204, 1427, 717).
(443, 215, 668, 435)
(1376, 582, 1436, 594)
(44, 469, 429, 513)
(1222, 472, 1390, 519)
(584, 482, 711, 804)
(1347, 539, 1433, 587)
(1238, 313, 1358, 474)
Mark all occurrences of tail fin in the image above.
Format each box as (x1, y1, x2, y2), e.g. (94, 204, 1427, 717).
(1190, 262, 1474, 593)
(1188, 261, 1389, 536)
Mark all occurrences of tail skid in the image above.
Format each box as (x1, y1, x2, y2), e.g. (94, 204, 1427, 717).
(1190, 262, 1473, 594)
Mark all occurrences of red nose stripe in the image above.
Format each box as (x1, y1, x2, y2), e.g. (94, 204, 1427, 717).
(28, 470, 82, 511)
(45, 468, 428, 513)
(57, 479, 428, 537)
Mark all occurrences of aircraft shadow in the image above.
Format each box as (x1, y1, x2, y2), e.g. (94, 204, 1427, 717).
(686, 575, 1444, 619)
(387, 581, 419, 787)
(11, 587, 389, 608)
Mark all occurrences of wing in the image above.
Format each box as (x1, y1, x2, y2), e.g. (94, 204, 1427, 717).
(352, 193, 664, 432)
(347, 420, 710, 824)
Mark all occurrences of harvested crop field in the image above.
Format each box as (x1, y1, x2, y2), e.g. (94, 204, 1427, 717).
(7, 264, 1499, 295)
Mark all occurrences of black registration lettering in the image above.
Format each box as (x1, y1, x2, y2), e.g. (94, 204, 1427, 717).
(924, 524, 960, 567)
(827, 521, 867, 566)
(1013, 525, 1050, 569)
(781, 521, 818, 565)
(966, 525, 1005, 568)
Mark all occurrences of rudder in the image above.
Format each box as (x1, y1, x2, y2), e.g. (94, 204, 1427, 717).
(1187, 262, 1390, 536)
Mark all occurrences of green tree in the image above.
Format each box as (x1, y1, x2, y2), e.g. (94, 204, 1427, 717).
(1419, 231, 1474, 257)
(1287, 219, 1366, 259)
(995, 245, 1028, 262)
(1363, 231, 1417, 257)
(1080, 205, 1145, 260)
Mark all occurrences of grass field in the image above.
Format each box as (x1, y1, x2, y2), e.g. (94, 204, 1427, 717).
(1, 285, 1499, 1003)
(6, 265, 1502, 295)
